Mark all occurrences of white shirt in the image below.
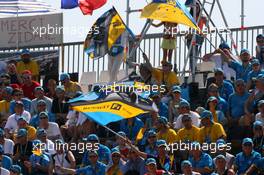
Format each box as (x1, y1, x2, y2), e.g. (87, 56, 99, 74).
(1, 138, 14, 155)
(208, 54, 236, 80)
(76, 112, 87, 126)
(42, 139, 56, 155)
(54, 152, 72, 174)
(255, 112, 264, 127)
(45, 122, 62, 140)
(30, 96, 53, 115)
(173, 111, 201, 130)
(66, 110, 78, 126)
(4, 110, 31, 132)
(0, 168, 10, 175)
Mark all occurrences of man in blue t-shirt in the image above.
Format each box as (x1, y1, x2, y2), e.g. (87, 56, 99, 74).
(0, 145, 12, 170)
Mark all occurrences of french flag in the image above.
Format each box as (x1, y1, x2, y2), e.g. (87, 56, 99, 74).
(61, 0, 107, 15)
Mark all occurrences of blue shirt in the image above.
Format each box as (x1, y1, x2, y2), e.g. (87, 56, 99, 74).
(254, 158, 264, 174)
(29, 153, 50, 175)
(228, 92, 250, 119)
(229, 61, 252, 82)
(218, 80, 234, 101)
(217, 97, 228, 114)
(235, 151, 261, 175)
(82, 144, 111, 166)
(247, 69, 264, 82)
(189, 152, 213, 175)
(157, 102, 169, 119)
(0, 155, 12, 170)
(145, 144, 158, 157)
(9, 98, 31, 114)
(29, 112, 56, 128)
(120, 117, 144, 142)
(76, 161, 106, 175)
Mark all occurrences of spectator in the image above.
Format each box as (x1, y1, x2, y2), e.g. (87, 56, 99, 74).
(0, 128, 14, 156)
(0, 86, 13, 118)
(36, 128, 55, 155)
(114, 131, 130, 161)
(30, 86, 52, 115)
(30, 100, 55, 128)
(82, 134, 111, 166)
(156, 116, 179, 144)
(16, 49, 39, 81)
(38, 111, 62, 141)
(120, 117, 144, 143)
(9, 165, 22, 175)
(255, 34, 264, 59)
(59, 73, 81, 99)
(177, 114, 200, 143)
(173, 101, 201, 130)
(0, 73, 20, 90)
(255, 100, 264, 125)
(24, 139, 51, 175)
(4, 101, 31, 138)
(16, 116, 36, 142)
(7, 62, 23, 85)
(246, 59, 264, 90)
(144, 158, 167, 175)
(52, 139, 76, 175)
(20, 70, 40, 100)
(181, 160, 201, 175)
(188, 142, 213, 175)
(252, 121, 264, 153)
(245, 155, 264, 174)
(149, 92, 168, 119)
(57, 150, 107, 175)
(144, 130, 158, 157)
(258, 46, 264, 69)
(46, 79, 57, 99)
(213, 154, 234, 175)
(9, 88, 31, 114)
(234, 138, 261, 175)
(198, 110, 226, 144)
(0, 144, 12, 170)
(203, 42, 236, 80)
(106, 148, 126, 175)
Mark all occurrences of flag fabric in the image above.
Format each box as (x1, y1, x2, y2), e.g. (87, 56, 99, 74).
(84, 7, 134, 59)
(141, 0, 198, 30)
(61, 0, 107, 15)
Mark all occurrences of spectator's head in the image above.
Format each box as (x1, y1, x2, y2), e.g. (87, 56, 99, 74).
(208, 83, 219, 97)
(16, 128, 28, 143)
(145, 158, 157, 173)
(55, 139, 65, 153)
(242, 138, 253, 155)
(161, 61, 172, 73)
(215, 155, 227, 171)
(258, 100, 264, 114)
(36, 128, 47, 142)
(47, 79, 57, 91)
(156, 116, 168, 130)
(60, 73, 70, 85)
(179, 100, 190, 114)
(37, 100, 47, 113)
(149, 91, 160, 104)
(147, 130, 157, 145)
(214, 68, 224, 84)
(7, 62, 17, 75)
(128, 147, 138, 161)
(20, 49, 31, 63)
(84, 134, 99, 148)
(0, 73, 11, 86)
(21, 70, 32, 83)
(116, 131, 126, 145)
(55, 86, 65, 99)
(256, 34, 264, 46)
(240, 49, 251, 63)
(1, 86, 13, 101)
(215, 139, 227, 154)
(12, 88, 23, 101)
(139, 63, 151, 80)
(206, 96, 218, 110)
(32, 139, 42, 152)
(256, 74, 264, 90)
(10, 165, 22, 175)
(234, 79, 246, 94)
(17, 116, 28, 129)
(111, 148, 121, 165)
(219, 42, 230, 51)
(34, 86, 45, 99)
(182, 114, 192, 129)
(195, 106, 205, 116)
(39, 111, 49, 126)
(190, 141, 202, 158)
(171, 85, 181, 100)
(181, 160, 193, 175)
(253, 121, 263, 138)
(14, 101, 24, 114)
(200, 110, 213, 127)
(156, 139, 167, 156)
(251, 59, 260, 71)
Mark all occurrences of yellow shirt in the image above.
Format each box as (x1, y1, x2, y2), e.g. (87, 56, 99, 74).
(152, 68, 179, 89)
(64, 81, 81, 98)
(177, 126, 200, 142)
(0, 100, 10, 114)
(157, 128, 179, 144)
(13, 125, 36, 143)
(17, 60, 39, 76)
(199, 122, 226, 143)
(106, 165, 123, 175)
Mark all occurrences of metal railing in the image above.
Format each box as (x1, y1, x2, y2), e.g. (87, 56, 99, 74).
(1, 25, 264, 80)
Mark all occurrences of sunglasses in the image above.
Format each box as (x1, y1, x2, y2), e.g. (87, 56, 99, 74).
(182, 119, 191, 123)
(243, 143, 253, 147)
(40, 117, 47, 120)
(112, 155, 120, 158)
(148, 135, 156, 139)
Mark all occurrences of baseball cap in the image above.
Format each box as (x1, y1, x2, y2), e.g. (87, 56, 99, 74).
(18, 116, 28, 123)
(15, 101, 24, 107)
(181, 160, 192, 167)
(156, 139, 167, 147)
(256, 34, 264, 40)
(200, 110, 213, 120)
(216, 139, 227, 147)
(251, 59, 260, 65)
(172, 85, 181, 93)
(21, 49, 30, 55)
(59, 73, 70, 81)
(34, 86, 44, 92)
(10, 165, 22, 174)
(214, 68, 224, 74)
(215, 154, 226, 161)
(253, 121, 263, 129)
(85, 134, 99, 142)
(157, 116, 168, 125)
(37, 100, 46, 106)
(147, 130, 157, 137)
(111, 148, 121, 155)
(258, 100, 264, 107)
(179, 100, 190, 108)
(16, 128, 27, 137)
(240, 48, 250, 55)
(207, 96, 218, 103)
(235, 79, 245, 86)
(242, 138, 253, 145)
(22, 70, 32, 75)
(88, 150, 98, 156)
(117, 131, 126, 138)
(219, 42, 230, 50)
(36, 128, 47, 137)
(3, 86, 13, 95)
(145, 158, 157, 165)
(39, 111, 48, 119)
(256, 74, 264, 83)
(182, 114, 191, 122)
